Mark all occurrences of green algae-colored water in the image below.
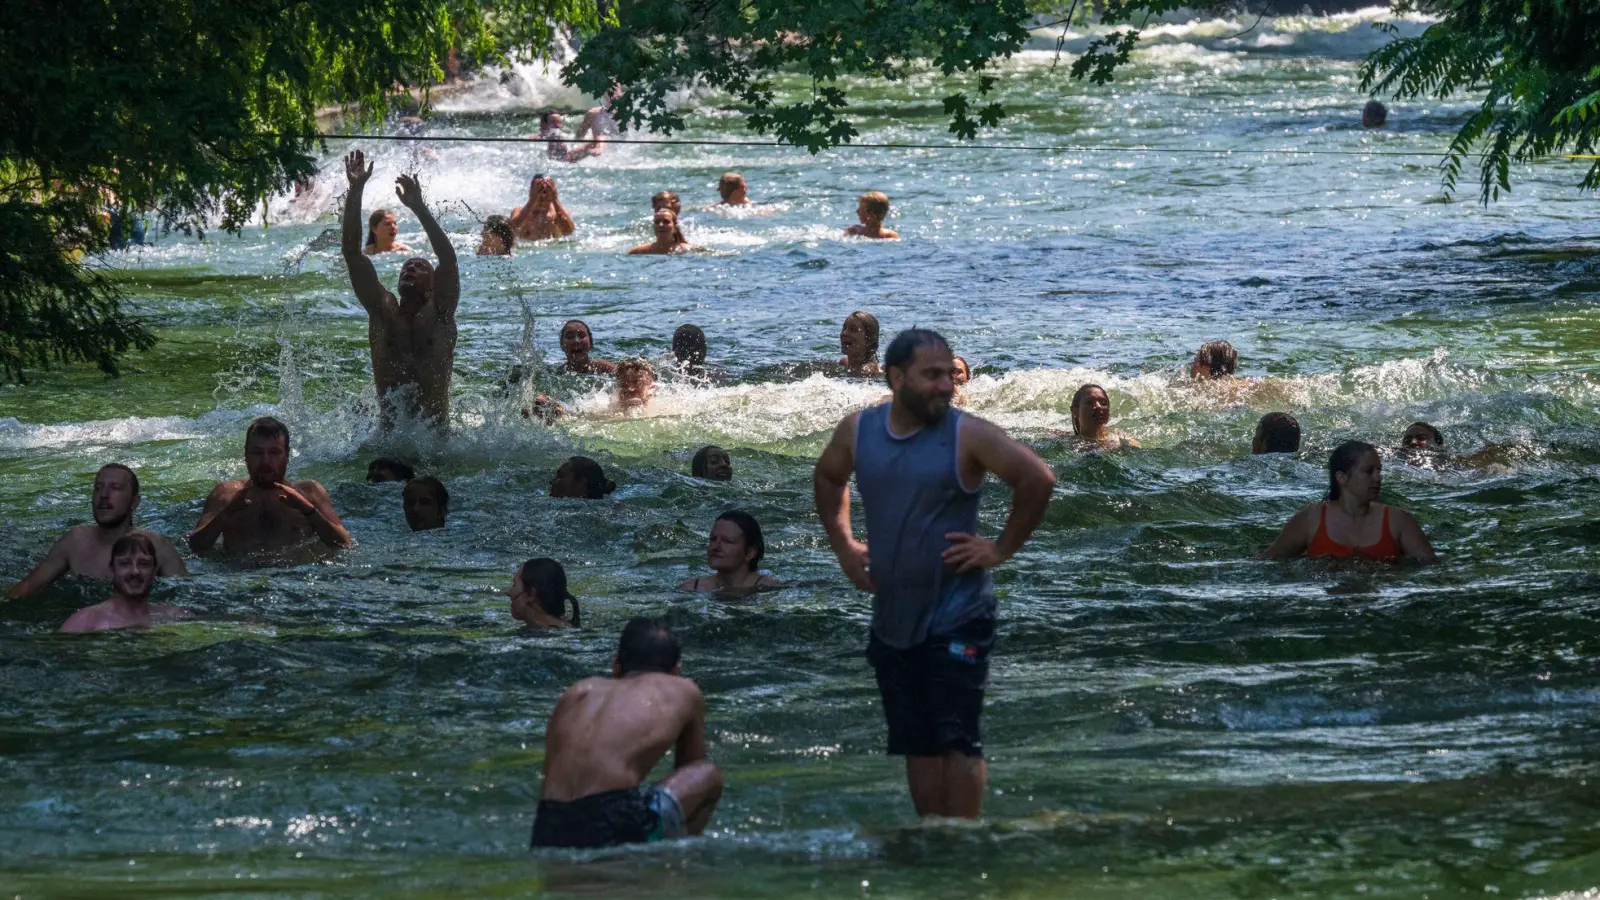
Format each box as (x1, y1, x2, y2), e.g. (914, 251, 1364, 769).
(5, 12, 1600, 898)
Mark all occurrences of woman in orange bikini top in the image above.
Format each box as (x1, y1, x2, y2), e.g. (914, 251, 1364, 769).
(1260, 440, 1437, 564)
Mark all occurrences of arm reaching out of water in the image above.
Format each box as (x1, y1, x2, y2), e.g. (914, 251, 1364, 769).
(395, 173, 459, 319)
(341, 151, 388, 316)
(813, 411, 874, 591)
(943, 414, 1057, 573)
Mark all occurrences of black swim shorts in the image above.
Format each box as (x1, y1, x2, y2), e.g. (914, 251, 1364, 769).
(866, 616, 995, 758)
(530, 784, 686, 849)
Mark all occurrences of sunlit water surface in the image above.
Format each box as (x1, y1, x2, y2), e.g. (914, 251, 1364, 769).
(5, 10, 1600, 898)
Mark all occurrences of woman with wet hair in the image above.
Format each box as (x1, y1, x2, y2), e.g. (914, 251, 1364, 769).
(691, 445, 732, 481)
(558, 319, 616, 375)
(549, 456, 617, 500)
(628, 208, 695, 255)
(364, 208, 413, 255)
(1070, 384, 1140, 448)
(678, 510, 779, 593)
(1190, 340, 1238, 380)
(952, 355, 972, 407)
(1261, 440, 1436, 563)
(509, 557, 580, 628)
(838, 311, 881, 378)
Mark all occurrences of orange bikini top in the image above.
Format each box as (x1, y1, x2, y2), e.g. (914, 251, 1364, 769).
(1306, 503, 1401, 562)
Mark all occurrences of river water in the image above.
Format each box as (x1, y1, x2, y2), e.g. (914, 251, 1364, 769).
(5, 9, 1600, 897)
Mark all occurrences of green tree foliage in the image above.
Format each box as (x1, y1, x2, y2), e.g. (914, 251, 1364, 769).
(0, 0, 597, 383)
(1360, 0, 1600, 201)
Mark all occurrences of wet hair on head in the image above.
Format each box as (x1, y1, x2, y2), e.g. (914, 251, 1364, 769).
(882, 327, 950, 385)
(1255, 412, 1301, 454)
(98, 463, 140, 496)
(717, 172, 745, 200)
(651, 190, 681, 214)
(1404, 421, 1443, 447)
(365, 208, 393, 248)
(563, 456, 617, 499)
(673, 324, 707, 365)
(653, 207, 687, 245)
(560, 319, 593, 345)
(1363, 99, 1388, 127)
(859, 191, 890, 219)
(1069, 384, 1108, 436)
(110, 532, 156, 563)
(714, 509, 766, 572)
(1195, 340, 1238, 378)
(846, 311, 881, 356)
(367, 457, 415, 482)
(245, 416, 290, 453)
(1327, 440, 1378, 501)
(518, 557, 580, 626)
(617, 616, 681, 675)
(539, 110, 559, 129)
(616, 358, 655, 383)
(405, 475, 449, 511)
(482, 215, 515, 252)
(691, 445, 729, 479)
(953, 356, 971, 378)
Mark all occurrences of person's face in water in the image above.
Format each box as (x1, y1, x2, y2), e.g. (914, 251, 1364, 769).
(402, 483, 446, 531)
(560, 323, 592, 358)
(890, 345, 956, 425)
(1075, 388, 1111, 434)
(652, 210, 677, 242)
(396, 258, 434, 302)
(92, 468, 139, 529)
(1402, 424, 1442, 450)
(840, 316, 872, 362)
(1336, 450, 1383, 504)
(703, 449, 732, 481)
(549, 462, 589, 499)
(245, 434, 289, 488)
(707, 518, 755, 575)
(111, 549, 156, 601)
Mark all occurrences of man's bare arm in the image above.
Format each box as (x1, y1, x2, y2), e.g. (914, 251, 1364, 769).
(395, 174, 459, 318)
(289, 480, 353, 548)
(6, 535, 72, 599)
(148, 533, 190, 577)
(340, 151, 388, 316)
(673, 688, 709, 769)
(187, 483, 238, 554)
(945, 416, 1056, 572)
(813, 413, 858, 554)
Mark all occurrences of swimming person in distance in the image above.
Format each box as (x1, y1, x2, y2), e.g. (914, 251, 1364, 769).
(616, 359, 657, 409)
(477, 215, 516, 256)
(367, 457, 415, 483)
(403, 476, 448, 531)
(363, 208, 413, 255)
(678, 510, 779, 594)
(550, 456, 618, 500)
(533, 111, 599, 163)
(844, 191, 899, 240)
(7, 464, 189, 599)
(952, 355, 971, 406)
(673, 324, 708, 378)
(1260, 440, 1437, 563)
(1070, 384, 1140, 449)
(839, 311, 882, 378)
(715, 173, 749, 206)
(629, 208, 698, 255)
(1253, 412, 1302, 454)
(509, 175, 575, 242)
(559, 320, 617, 375)
(188, 417, 354, 557)
(530, 617, 723, 849)
(59, 534, 190, 633)
(509, 558, 580, 629)
(1401, 421, 1444, 451)
(1190, 340, 1239, 380)
(1363, 99, 1388, 129)
(651, 191, 682, 215)
(691, 446, 732, 481)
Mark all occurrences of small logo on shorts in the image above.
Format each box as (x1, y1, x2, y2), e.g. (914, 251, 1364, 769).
(949, 641, 981, 663)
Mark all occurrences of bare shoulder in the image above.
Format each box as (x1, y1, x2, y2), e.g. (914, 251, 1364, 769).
(755, 574, 780, 589)
(957, 410, 1008, 441)
(209, 479, 247, 501)
(676, 577, 700, 592)
(59, 603, 108, 633)
(292, 479, 332, 500)
(883, 228, 901, 239)
(1387, 504, 1423, 530)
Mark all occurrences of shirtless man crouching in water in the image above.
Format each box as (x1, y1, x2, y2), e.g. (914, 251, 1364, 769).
(531, 617, 723, 849)
(59, 534, 190, 633)
(8, 464, 187, 599)
(188, 417, 352, 557)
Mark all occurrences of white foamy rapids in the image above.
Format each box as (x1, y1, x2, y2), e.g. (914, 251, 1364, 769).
(1024, 6, 1434, 63)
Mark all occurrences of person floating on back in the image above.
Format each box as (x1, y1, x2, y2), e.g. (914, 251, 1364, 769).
(530, 617, 723, 849)
(341, 150, 459, 430)
(838, 311, 882, 378)
(678, 510, 779, 594)
(845, 191, 899, 240)
(59, 534, 190, 633)
(509, 558, 580, 629)
(1260, 440, 1437, 563)
(1253, 412, 1301, 454)
(188, 417, 353, 557)
(813, 328, 1057, 819)
(8, 464, 188, 599)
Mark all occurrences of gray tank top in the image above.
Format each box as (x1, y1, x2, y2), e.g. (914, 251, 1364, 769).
(855, 404, 995, 649)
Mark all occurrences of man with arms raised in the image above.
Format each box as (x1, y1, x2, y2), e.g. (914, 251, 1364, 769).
(342, 150, 459, 430)
(531, 617, 723, 849)
(189, 417, 352, 557)
(59, 534, 189, 633)
(8, 464, 187, 599)
(814, 328, 1056, 819)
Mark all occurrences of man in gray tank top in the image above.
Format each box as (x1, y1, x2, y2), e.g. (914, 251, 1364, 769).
(814, 328, 1056, 819)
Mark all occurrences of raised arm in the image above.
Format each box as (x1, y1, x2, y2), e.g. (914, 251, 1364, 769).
(6, 534, 72, 599)
(394, 174, 458, 318)
(548, 181, 576, 237)
(340, 151, 388, 315)
(813, 412, 873, 591)
(944, 415, 1057, 572)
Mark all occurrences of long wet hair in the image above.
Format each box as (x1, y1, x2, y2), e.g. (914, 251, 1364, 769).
(714, 509, 765, 572)
(654, 208, 687, 245)
(518, 557, 580, 626)
(365, 208, 393, 248)
(1070, 384, 1107, 436)
(691, 445, 728, 479)
(1327, 440, 1377, 501)
(847, 311, 881, 360)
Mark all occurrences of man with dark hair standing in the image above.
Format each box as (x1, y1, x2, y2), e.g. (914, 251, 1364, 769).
(8, 464, 187, 599)
(189, 417, 352, 556)
(531, 617, 723, 849)
(59, 534, 190, 633)
(814, 328, 1056, 819)
(342, 150, 459, 430)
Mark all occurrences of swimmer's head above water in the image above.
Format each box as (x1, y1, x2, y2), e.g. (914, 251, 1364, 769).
(615, 616, 681, 676)
(510, 557, 580, 628)
(1190, 340, 1238, 380)
(92, 463, 141, 529)
(1253, 412, 1302, 455)
(1401, 422, 1443, 450)
(709, 509, 765, 574)
(1070, 384, 1111, 437)
(1363, 99, 1388, 129)
(616, 359, 657, 407)
(1327, 440, 1381, 503)
(952, 356, 971, 386)
(560, 320, 594, 358)
(402, 475, 448, 531)
(244, 416, 291, 488)
(477, 215, 515, 256)
(673, 324, 707, 368)
(652, 208, 686, 245)
(692, 445, 732, 481)
(840, 311, 880, 367)
(396, 257, 436, 306)
(367, 457, 414, 483)
(365, 208, 399, 249)
(717, 172, 748, 204)
(109, 532, 158, 602)
(884, 328, 955, 425)
(651, 190, 682, 215)
(550, 456, 617, 500)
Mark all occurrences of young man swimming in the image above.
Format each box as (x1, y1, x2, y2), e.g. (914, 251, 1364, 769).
(59, 533, 190, 633)
(844, 191, 899, 240)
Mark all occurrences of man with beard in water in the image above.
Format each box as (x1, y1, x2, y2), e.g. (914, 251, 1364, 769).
(8, 464, 188, 598)
(341, 150, 459, 430)
(813, 328, 1056, 819)
(188, 417, 352, 557)
(531, 617, 723, 848)
(59, 534, 189, 633)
